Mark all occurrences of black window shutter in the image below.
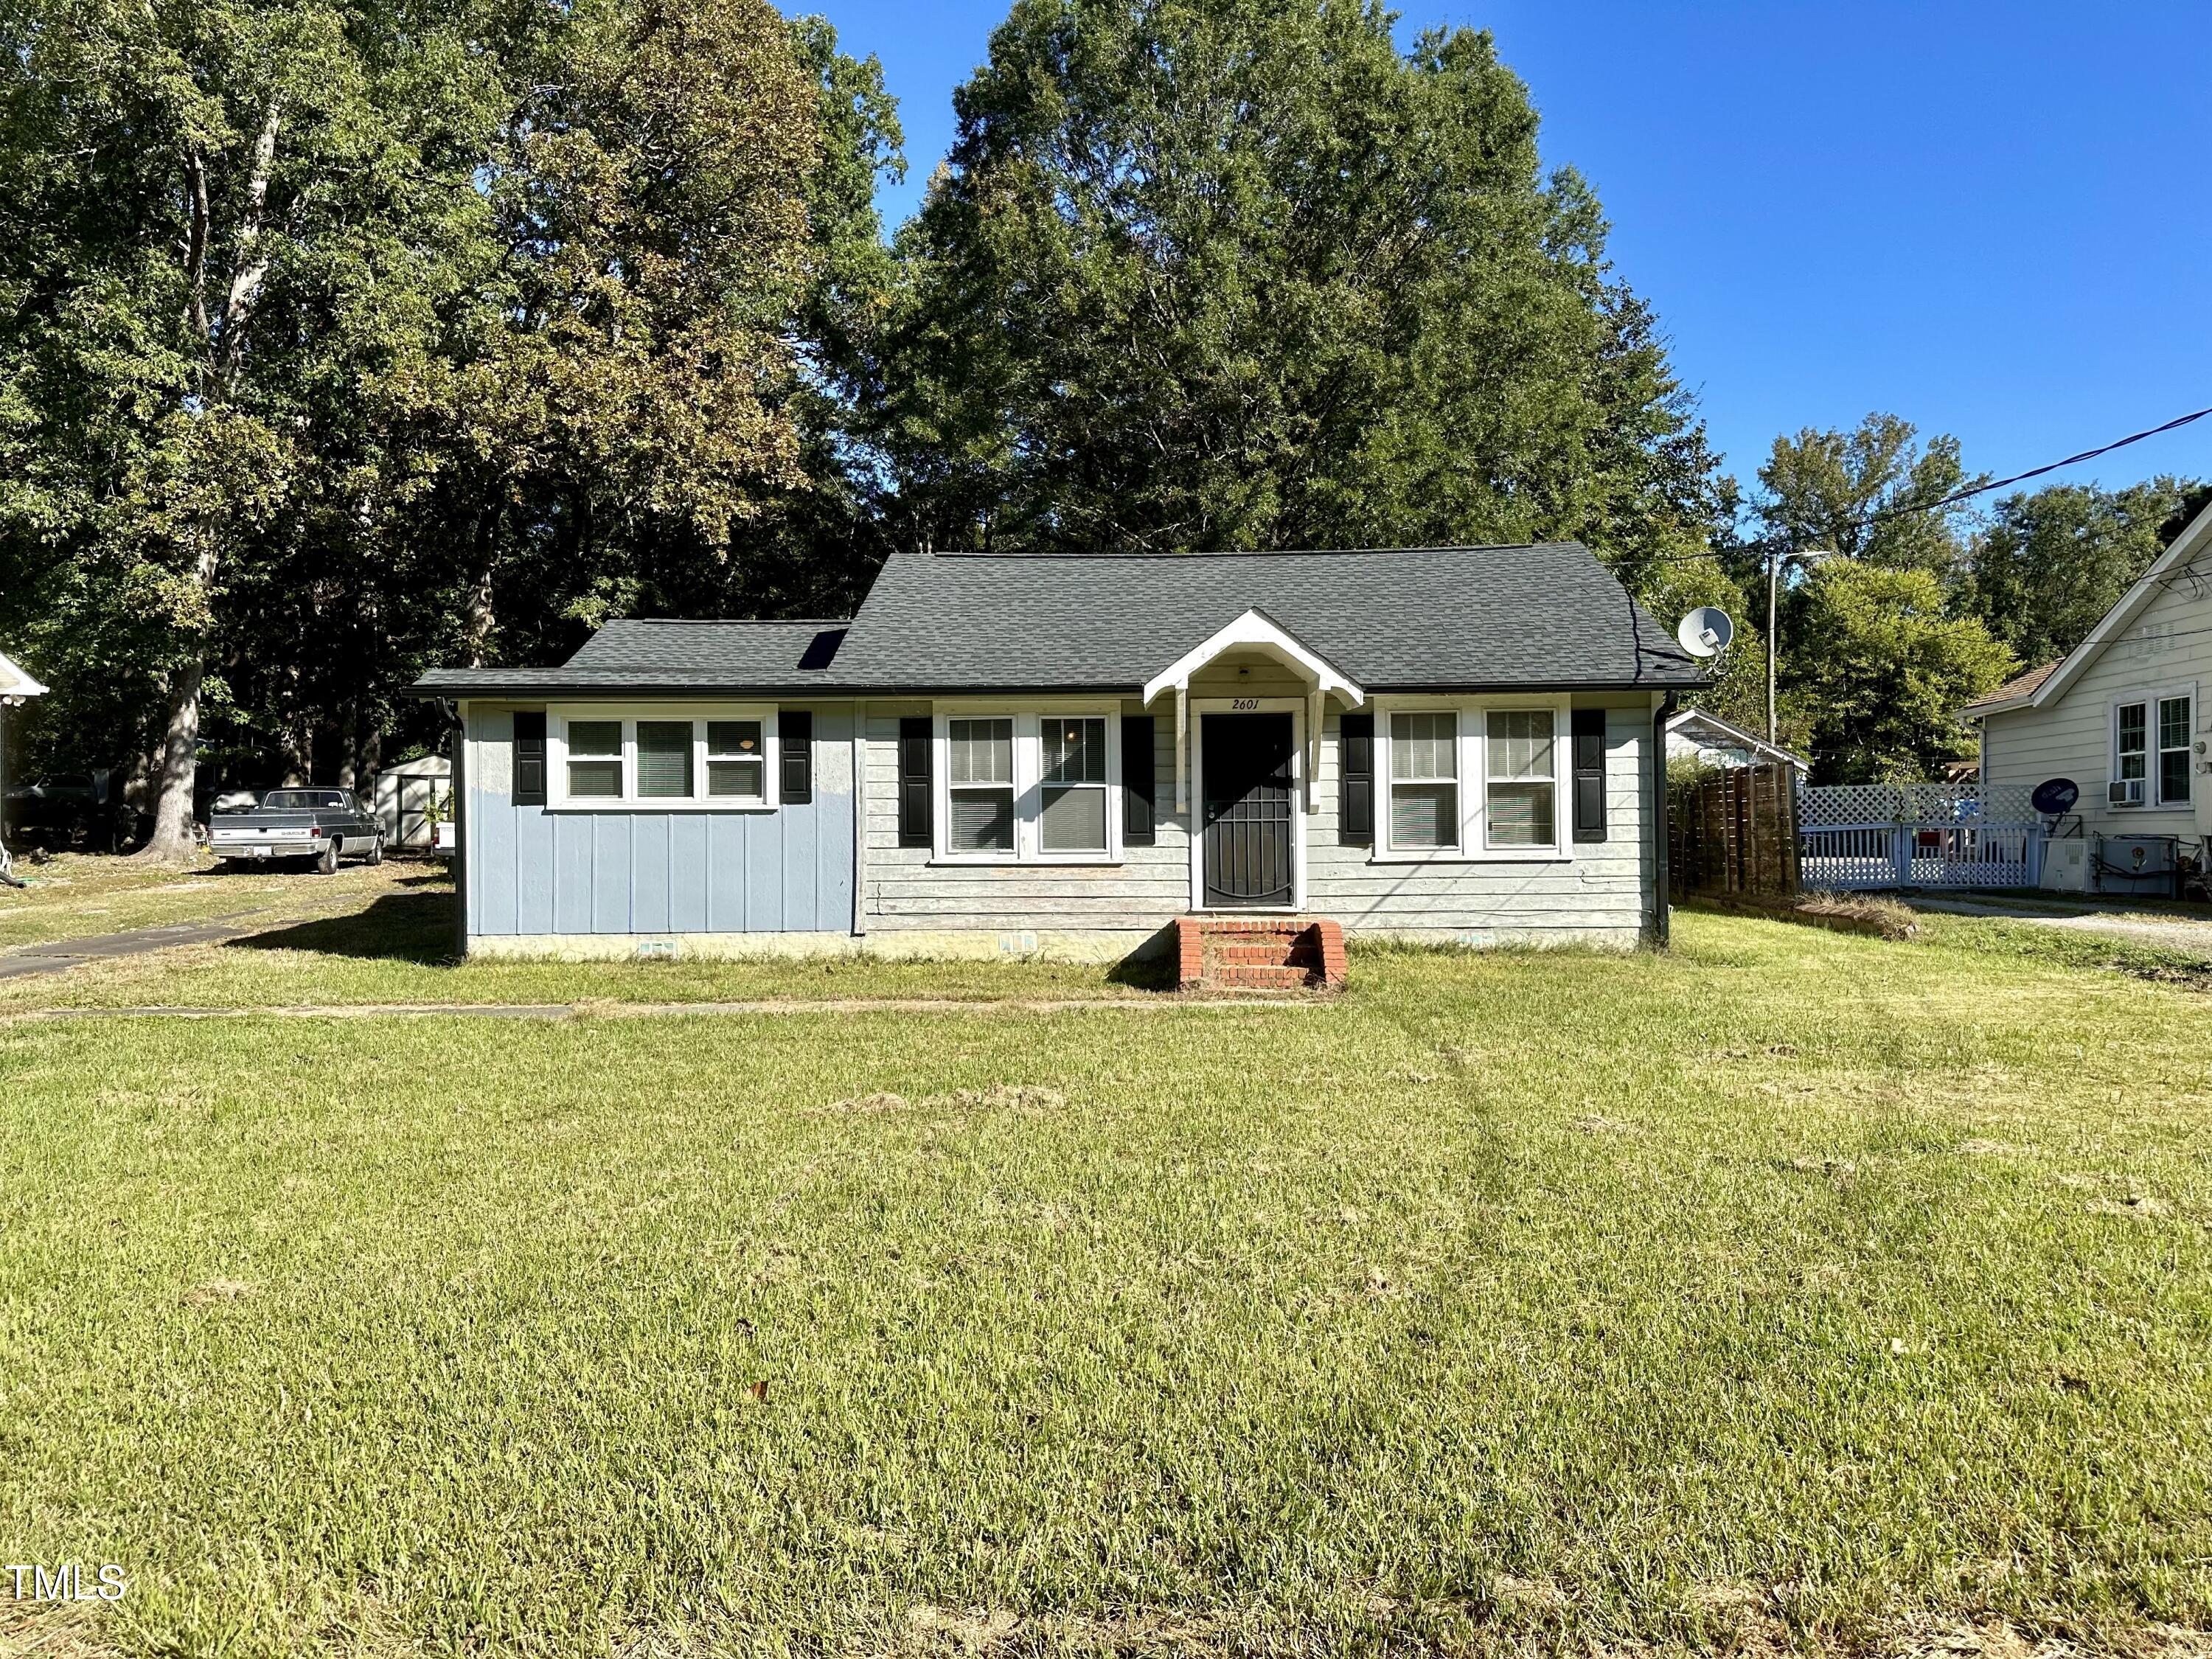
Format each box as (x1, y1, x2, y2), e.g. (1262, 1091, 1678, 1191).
(897, 716, 933, 847)
(512, 710, 546, 807)
(1339, 712, 1374, 846)
(1572, 708, 1607, 842)
(781, 710, 813, 804)
(1122, 714, 1156, 845)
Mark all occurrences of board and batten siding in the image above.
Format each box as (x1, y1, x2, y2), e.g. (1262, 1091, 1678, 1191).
(859, 667, 1656, 945)
(1978, 570, 2212, 842)
(463, 704, 855, 939)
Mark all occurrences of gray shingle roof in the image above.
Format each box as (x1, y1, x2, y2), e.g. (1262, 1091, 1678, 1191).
(409, 544, 1705, 696)
(412, 622, 849, 697)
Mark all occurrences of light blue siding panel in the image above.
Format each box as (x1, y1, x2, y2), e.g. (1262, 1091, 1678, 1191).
(667, 814, 709, 933)
(782, 803, 815, 932)
(705, 814, 748, 931)
(633, 812, 671, 934)
(591, 816, 633, 933)
(462, 703, 858, 943)
(514, 803, 557, 935)
(746, 813, 785, 931)
(471, 710, 518, 936)
(552, 814, 595, 934)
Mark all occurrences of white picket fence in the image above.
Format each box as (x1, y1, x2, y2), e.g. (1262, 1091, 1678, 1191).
(1798, 784, 2042, 891)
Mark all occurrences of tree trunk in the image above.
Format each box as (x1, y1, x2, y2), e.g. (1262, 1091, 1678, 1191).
(135, 659, 205, 863)
(137, 97, 283, 860)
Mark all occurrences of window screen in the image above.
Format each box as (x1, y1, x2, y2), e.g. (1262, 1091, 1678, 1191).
(566, 720, 622, 799)
(636, 721, 693, 799)
(948, 719, 1016, 852)
(706, 719, 765, 800)
(1041, 716, 1108, 852)
(2117, 703, 2148, 782)
(1486, 709, 1557, 847)
(2159, 696, 2192, 804)
(1388, 711, 1457, 849)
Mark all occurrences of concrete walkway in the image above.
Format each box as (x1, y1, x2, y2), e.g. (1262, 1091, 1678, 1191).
(1907, 894, 2212, 956)
(0, 911, 270, 980)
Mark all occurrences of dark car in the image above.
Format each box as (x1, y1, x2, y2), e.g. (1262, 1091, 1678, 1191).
(206, 787, 384, 874)
(3, 771, 139, 852)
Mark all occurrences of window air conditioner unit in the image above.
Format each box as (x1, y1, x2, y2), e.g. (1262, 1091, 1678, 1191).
(2107, 779, 2144, 807)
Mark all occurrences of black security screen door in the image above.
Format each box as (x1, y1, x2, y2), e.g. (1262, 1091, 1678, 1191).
(1201, 713, 1295, 907)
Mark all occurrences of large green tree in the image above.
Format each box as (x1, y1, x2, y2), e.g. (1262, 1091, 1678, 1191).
(871, 0, 1723, 564)
(1752, 412, 1980, 575)
(1787, 561, 2014, 782)
(1955, 476, 2210, 669)
(0, 0, 849, 855)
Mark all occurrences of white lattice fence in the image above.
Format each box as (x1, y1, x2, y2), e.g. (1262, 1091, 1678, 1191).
(1797, 784, 2042, 890)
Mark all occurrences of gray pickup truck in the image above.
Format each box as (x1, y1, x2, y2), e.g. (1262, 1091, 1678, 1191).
(208, 787, 385, 874)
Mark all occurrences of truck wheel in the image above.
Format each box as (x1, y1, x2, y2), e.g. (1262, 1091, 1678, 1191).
(366, 834, 383, 866)
(316, 840, 338, 875)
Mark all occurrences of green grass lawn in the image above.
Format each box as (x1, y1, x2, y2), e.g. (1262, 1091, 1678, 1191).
(0, 850, 414, 951)
(1, 882, 2209, 1657)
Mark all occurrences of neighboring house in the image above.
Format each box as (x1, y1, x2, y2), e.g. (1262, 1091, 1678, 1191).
(0, 648, 49, 810)
(1663, 706, 1808, 778)
(1962, 496, 2212, 858)
(409, 543, 1705, 960)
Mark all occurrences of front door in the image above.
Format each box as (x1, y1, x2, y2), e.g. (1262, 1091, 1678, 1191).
(1201, 713, 1295, 908)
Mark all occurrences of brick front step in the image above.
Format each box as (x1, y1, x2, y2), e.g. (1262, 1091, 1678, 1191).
(1173, 917, 1346, 992)
(1208, 964, 1321, 988)
(1209, 942, 1321, 964)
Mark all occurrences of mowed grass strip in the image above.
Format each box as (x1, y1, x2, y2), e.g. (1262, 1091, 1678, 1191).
(0, 923, 2208, 1656)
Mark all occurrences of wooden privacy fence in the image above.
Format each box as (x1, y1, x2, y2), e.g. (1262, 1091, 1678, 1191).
(1669, 762, 1800, 899)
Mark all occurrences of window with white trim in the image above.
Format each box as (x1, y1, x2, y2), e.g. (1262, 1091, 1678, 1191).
(2157, 695, 2192, 805)
(947, 717, 1015, 852)
(548, 705, 779, 808)
(2112, 690, 2194, 807)
(1373, 698, 1571, 860)
(1485, 709, 1557, 849)
(566, 720, 623, 799)
(706, 720, 766, 800)
(1040, 715, 1109, 853)
(1389, 711, 1458, 850)
(933, 707, 1121, 863)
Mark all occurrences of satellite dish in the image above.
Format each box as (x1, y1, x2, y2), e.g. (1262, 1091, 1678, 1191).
(1676, 608, 1735, 659)
(2031, 778, 2079, 816)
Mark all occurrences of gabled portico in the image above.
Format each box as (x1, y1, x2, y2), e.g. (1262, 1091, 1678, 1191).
(1141, 608, 1366, 911)
(1141, 608, 1364, 815)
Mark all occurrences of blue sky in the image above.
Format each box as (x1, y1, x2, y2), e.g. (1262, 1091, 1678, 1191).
(816, 0, 2212, 503)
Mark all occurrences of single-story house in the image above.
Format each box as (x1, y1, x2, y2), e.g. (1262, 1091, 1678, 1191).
(1663, 706, 1807, 778)
(1962, 495, 2211, 860)
(409, 543, 1706, 960)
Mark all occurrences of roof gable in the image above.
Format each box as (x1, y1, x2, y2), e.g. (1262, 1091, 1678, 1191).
(1972, 495, 2212, 718)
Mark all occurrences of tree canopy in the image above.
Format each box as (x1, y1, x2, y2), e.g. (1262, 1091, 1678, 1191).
(1, 0, 2195, 824)
(1955, 477, 2211, 670)
(870, 0, 1722, 571)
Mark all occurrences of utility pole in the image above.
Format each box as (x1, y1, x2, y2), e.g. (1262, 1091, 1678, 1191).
(1766, 545, 1780, 745)
(1765, 547, 1835, 748)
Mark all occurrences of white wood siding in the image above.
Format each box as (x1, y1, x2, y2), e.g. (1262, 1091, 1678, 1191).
(860, 667, 1656, 945)
(1980, 571, 2211, 842)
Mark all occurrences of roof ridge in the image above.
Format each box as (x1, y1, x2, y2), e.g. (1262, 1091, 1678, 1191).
(911, 542, 1582, 561)
(600, 617, 853, 626)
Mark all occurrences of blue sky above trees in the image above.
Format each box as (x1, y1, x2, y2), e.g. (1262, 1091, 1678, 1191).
(826, 0, 2212, 504)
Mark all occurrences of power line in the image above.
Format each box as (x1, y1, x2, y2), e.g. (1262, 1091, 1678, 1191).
(1630, 398, 2212, 568)
(1859, 401, 2212, 528)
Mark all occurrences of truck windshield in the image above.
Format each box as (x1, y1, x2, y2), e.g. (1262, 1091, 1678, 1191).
(262, 790, 347, 810)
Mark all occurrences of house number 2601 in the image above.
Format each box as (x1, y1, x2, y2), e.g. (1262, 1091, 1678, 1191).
(1231, 697, 1259, 711)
